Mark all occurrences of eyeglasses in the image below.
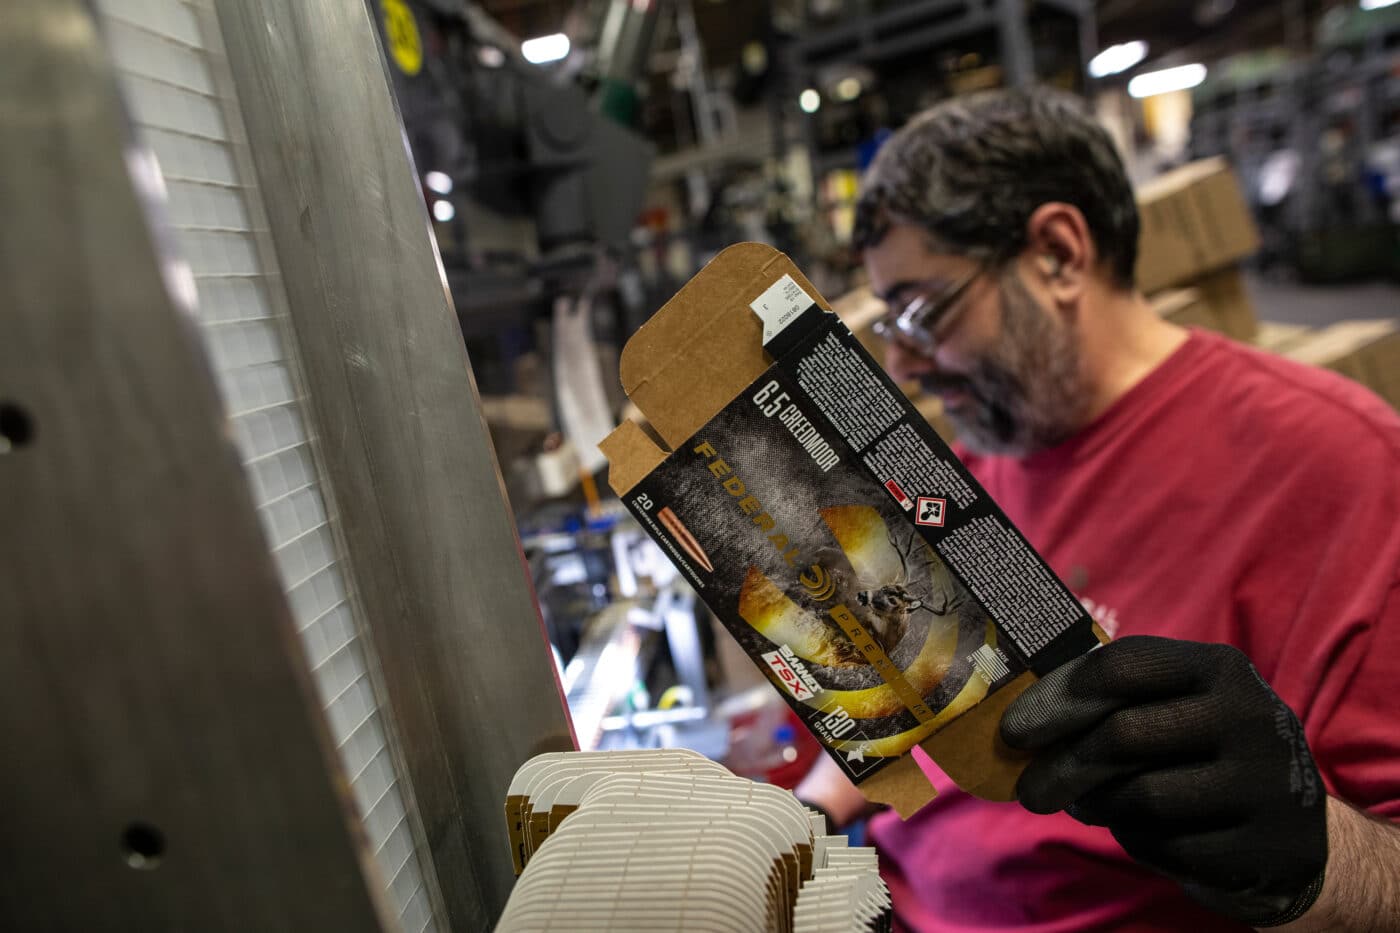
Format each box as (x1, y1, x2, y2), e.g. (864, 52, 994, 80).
(871, 265, 985, 355)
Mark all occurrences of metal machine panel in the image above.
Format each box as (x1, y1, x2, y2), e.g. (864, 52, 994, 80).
(94, 0, 444, 927)
(0, 3, 394, 930)
(210, 0, 578, 926)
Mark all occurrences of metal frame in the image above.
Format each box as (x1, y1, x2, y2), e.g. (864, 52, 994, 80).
(790, 0, 1093, 74)
(790, 0, 1096, 215)
(793, 0, 997, 67)
(0, 4, 394, 930)
(209, 0, 576, 927)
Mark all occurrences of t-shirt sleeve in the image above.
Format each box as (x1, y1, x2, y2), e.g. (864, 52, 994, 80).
(1301, 577, 1400, 818)
(1248, 394, 1400, 818)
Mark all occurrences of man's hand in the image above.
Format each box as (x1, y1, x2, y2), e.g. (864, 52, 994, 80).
(1001, 636, 1328, 927)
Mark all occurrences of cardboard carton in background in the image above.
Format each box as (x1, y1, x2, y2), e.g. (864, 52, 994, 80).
(1135, 158, 1261, 295)
(1150, 286, 1217, 331)
(1282, 319, 1400, 409)
(1196, 267, 1259, 342)
(1148, 265, 1259, 343)
(830, 285, 886, 361)
(1251, 321, 1312, 355)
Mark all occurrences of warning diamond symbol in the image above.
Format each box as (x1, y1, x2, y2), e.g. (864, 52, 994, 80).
(915, 496, 947, 528)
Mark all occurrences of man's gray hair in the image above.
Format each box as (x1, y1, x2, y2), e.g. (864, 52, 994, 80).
(854, 88, 1140, 289)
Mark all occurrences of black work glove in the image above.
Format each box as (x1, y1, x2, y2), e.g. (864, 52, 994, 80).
(1001, 636, 1328, 927)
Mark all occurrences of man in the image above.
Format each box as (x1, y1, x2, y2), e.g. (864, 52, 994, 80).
(796, 88, 1400, 931)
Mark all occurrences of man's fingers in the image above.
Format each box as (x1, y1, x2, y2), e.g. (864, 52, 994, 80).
(1069, 760, 1242, 829)
(1016, 739, 1134, 814)
(1001, 635, 1327, 927)
(1002, 636, 1209, 751)
(1014, 697, 1224, 815)
(1002, 650, 1106, 752)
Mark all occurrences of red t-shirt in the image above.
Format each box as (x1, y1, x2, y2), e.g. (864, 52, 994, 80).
(870, 329, 1400, 932)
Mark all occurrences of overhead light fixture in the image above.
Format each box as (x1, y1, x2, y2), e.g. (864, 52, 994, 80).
(799, 88, 821, 113)
(834, 76, 862, 102)
(424, 171, 453, 195)
(1361, 0, 1398, 10)
(432, 199, 456, 222)
(1128, 63, 1207, 98)
(1089, 40, 1148, 78)
(521, 33, 570, 65)
(476, 45, 506, 68)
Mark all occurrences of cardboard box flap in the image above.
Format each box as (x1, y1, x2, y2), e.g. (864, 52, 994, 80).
(599, 419, 668, 496)
(618, 243, 831, 450)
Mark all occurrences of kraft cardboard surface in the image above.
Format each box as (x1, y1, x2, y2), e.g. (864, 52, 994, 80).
(1149, 266, 1259, 344)
(1284, 319, 1400, 409)
(617, 242, 816, 449)
(830, 284, 887, 361)
(1252, 322, 1312, 354)
(1150, 287, 1219, 331)
(1196, 266, 1258, 342)
(1135, 158, 1261, 294)
(603, 243, 1104, 817)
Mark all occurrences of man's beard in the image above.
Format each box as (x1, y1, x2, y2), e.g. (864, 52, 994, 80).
(921, 272, 1091, 457)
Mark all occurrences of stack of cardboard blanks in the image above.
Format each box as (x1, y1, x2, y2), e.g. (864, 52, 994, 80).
(793, 846, 892, 933)
(1137, 158, 1262, 342)
(497, 750, 886, 932)
(504, 748, 730, 877)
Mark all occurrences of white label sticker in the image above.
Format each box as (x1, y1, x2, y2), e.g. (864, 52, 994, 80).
(750, 273, 816, 344)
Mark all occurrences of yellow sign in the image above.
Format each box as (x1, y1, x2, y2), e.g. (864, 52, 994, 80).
(381, 0, 422, 77)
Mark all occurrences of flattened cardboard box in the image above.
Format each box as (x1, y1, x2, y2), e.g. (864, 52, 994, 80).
(602, 244, 1105, 817)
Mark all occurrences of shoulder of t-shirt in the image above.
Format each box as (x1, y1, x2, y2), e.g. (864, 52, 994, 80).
(1194, 331, 1400, 470)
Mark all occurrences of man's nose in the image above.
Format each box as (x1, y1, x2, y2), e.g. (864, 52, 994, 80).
(884, 338, 937, 382)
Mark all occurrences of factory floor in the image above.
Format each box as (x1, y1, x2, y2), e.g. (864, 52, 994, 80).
(1245, 273, 1400, 328)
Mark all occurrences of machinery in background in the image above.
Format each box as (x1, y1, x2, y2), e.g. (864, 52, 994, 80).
(369, 0, 673, 521)
(1190, 3, 1400, 282)
(521, 502, 823, 786)
(369, 0, 657, 388)
(785, 0, 1095, 287)
(366, 3, 823, 780)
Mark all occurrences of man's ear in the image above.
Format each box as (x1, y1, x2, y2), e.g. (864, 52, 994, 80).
(1025, 202, 1094, 308)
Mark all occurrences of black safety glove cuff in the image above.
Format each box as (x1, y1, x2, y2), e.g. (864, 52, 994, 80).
(1250, 868, 1327, 928)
